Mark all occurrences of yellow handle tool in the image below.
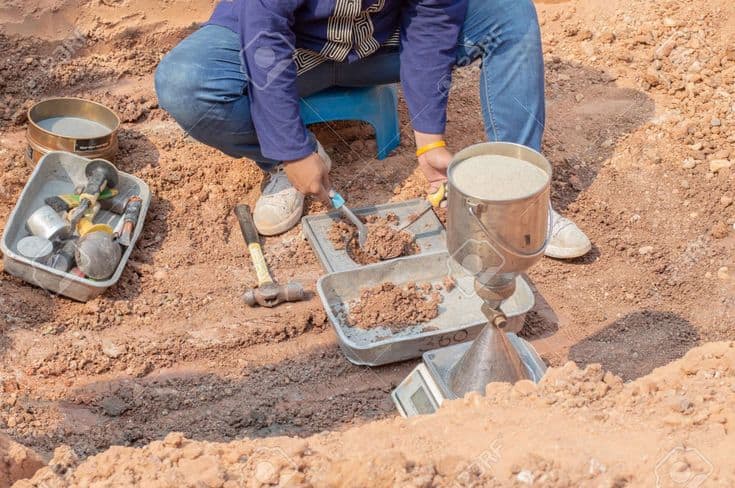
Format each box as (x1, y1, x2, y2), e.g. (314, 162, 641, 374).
(77, 218, 113, 237)
(396, 182, 448, 233)
(74, 202, 113, 236)
(427, 182, 446, 208)
(247, 242, 274, 286)
(235, 204, 275, 287)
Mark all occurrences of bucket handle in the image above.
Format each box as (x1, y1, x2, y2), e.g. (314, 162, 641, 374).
(467, 201, 552, 259)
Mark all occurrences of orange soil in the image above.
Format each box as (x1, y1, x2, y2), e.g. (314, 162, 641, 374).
(16, 342, 735, 487)
(0, 0, 733, 484)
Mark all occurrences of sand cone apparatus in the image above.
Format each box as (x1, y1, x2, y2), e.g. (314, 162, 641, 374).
(392, 142, 553, 417)
(449, 322, 531, 395)
(444, 142, 552, 390)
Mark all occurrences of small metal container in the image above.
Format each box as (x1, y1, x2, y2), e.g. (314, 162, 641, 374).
(47, 240, 77, 273)
(16, 236, 54, 262)
(26, 204, 70, 241)
(26, 98, 120, 163)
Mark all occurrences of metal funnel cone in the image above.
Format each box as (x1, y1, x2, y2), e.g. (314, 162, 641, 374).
(449, 322, 531, 396)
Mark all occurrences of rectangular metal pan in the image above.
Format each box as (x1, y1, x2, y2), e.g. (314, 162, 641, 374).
(302, 198, 445, 273)
(317, 251, 534, 366)
(1, 151, 150, 302)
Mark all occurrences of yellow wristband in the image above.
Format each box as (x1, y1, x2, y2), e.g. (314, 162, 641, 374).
(416, 140, 447, 157)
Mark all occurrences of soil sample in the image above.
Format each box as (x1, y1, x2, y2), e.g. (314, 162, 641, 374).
(328, 212, 418, 265)
(348, 281, 442, 331)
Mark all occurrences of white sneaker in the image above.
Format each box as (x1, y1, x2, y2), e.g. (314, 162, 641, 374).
(253, 141, 332, 236)
(544, 208, 592, 259)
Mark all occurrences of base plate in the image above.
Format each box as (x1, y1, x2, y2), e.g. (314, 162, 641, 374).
(391, 333, 546, 417)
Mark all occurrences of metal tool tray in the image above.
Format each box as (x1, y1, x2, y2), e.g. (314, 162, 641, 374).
(302, 198, 445, 273)
(317, 251, 534, 366)
(1, 151, 150, 302)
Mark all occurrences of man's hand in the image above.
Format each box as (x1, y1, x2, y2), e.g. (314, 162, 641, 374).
(284, 152, 332, 204)
(415, 132, 453, 193)
(418, 146, 453, 193)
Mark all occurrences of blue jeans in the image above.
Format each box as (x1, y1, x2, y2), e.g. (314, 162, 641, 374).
(155, 0, 545, 171)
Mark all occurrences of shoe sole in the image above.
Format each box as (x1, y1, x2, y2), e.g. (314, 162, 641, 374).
(544, 241, 592, 260)
(254, 204, 304, 236)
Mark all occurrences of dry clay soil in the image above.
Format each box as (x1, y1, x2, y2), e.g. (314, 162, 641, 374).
(0, 0, 734, 485)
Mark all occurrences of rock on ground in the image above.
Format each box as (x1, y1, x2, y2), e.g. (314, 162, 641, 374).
(0, 434, 43, 487)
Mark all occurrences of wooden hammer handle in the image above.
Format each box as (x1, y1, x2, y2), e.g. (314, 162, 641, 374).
(234, 204, 274, 286)
(234, 204, 260, 246)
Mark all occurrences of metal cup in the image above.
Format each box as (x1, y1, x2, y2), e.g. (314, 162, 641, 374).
(17, 236, 54, 262)
(26, 205, 70, 241)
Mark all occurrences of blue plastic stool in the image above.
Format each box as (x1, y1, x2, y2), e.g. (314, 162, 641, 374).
(300, 85, 400, 160)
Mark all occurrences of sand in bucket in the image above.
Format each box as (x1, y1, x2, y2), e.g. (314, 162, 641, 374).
(451, 154, 548, 200)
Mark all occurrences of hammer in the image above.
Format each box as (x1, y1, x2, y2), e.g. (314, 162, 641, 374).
(234, 204, 306, 307)
(69, 159, 119, 229)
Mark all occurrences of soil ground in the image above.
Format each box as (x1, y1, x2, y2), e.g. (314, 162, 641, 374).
(0, 0, 734, 485)
(0, 434, 42, 488)
(15, 342, 735, 487)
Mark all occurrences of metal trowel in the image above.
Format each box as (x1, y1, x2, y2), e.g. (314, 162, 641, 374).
(329, 190, 368, 248)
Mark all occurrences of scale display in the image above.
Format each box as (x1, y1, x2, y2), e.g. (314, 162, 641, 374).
(391, 364, 444, 417)
(410, 387, 435, 415)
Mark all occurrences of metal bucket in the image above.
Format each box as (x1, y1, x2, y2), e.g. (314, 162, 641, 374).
(26, 98, 120, 163)
(446, 142, 552, 304)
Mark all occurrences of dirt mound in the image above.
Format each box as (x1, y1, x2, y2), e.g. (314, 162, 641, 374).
(328, 213, 418, 265)
(16, 342, 735, 487)
(347, 282, 442, 331)
(0, 433, 43, 487)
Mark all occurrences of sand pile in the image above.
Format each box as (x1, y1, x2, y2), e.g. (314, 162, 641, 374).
(328, 213, 418, 265)
(15, 342, 735, 487)
(347, 282, 442, 331)
(0, 433, 43, 487)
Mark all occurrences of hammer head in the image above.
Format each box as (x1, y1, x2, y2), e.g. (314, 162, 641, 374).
(86, 159, 119, 189)
(243, 282, 306, 307)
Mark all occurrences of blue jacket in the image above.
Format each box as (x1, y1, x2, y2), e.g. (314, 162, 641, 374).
(209, 0, 468, 161)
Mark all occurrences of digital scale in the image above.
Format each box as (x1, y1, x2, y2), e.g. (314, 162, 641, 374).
(392, 331, 546, 417)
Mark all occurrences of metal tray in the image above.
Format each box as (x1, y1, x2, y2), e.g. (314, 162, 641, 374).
(1, 151, 150, 302)
(302, 198, 445, 273)
(317, 251, 534, 366)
